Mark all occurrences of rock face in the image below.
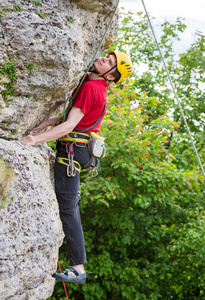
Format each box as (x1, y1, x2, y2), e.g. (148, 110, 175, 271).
(0, 139, 64, 299)
(0, 0, 118, 299)
(0, 0, 117, 139)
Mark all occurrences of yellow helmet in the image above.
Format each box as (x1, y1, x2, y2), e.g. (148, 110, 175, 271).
(109, 50, 132, 84)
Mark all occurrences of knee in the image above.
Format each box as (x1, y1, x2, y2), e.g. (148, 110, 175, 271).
(56, 192, 81, 214)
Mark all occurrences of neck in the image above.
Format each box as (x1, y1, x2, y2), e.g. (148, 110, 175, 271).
(89, 72, 105, 81)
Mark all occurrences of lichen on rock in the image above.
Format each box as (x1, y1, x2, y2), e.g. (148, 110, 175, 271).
(0, 155, 14, 208)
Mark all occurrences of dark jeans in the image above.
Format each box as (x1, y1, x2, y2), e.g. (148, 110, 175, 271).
(54, 142, 93, 266)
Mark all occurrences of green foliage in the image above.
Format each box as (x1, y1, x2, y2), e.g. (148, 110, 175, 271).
(110, 10, 205, 172)
(47, 140, 57, 153)
(66, 17, 75, 28)
(0, 157, 13, 209)
(1, 7, 12, 12)
(0, 59, 16, 81)
(25, 63, 37, 72)
(11, 129, 18, 135)
(13, 2, 23, 12)
(0, 2, 23, 17)
(67, 17, 74, 23)
(33, 0, 42, 7)
(0, 59, 16, 99)
(35, 11, 47, 18)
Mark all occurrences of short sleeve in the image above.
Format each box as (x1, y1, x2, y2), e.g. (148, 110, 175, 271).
(73, 82, 95, 115)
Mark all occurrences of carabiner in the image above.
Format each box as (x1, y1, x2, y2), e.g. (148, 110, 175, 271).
(89, 166, 98, 178)
(67, 152, 76, 177)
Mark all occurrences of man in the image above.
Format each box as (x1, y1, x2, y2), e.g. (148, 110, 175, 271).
(20, 50, 132, 284)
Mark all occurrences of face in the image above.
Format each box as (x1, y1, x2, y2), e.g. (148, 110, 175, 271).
(94, 53, 117, 80)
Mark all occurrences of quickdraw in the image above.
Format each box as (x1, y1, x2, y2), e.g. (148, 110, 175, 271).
(88, 157, 99, 178)
(88, 166, 98, 177)
(65, 142, 76, 177)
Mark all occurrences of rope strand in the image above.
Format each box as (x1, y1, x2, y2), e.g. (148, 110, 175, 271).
(141, 0, 205, 181)
(57, 259, 69, 300)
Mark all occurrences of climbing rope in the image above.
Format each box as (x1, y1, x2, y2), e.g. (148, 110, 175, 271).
(58, 259, 69, 300)
(63, 0, 120, 121)
(141, 0, 205, 181)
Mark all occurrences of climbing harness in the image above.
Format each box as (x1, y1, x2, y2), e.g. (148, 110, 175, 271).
(141, 0, 205, 181)
(57, 131, 90, 176)
(58, 131, 90, 144)
(57, 157, 81, 172)
(57, 130, 104, 177)
(62, 0, 120, 121)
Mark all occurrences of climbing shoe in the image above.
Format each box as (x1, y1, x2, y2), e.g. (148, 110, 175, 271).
(52, 267, 90, 285)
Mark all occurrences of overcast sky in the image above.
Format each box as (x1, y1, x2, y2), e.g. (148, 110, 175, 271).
(119, 0, 205, 54)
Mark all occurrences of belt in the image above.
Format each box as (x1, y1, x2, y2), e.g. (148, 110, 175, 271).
(58, 131, 90, 144)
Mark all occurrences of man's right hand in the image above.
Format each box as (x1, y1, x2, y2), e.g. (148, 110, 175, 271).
(20, 134, 36, 146)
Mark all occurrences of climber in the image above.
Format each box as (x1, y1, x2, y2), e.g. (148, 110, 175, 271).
(20, 50, 132, 285)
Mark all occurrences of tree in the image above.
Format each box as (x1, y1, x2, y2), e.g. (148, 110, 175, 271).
(110, 10, 205, 171)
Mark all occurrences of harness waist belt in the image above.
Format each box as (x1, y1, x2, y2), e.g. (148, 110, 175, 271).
(58, 131, 90, 144)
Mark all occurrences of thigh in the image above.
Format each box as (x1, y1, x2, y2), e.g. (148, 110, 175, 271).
(54, 160, 80, 211)
(73, 144, 93, 169)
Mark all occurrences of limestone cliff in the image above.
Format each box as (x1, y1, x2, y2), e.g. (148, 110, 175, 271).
(0, 0, 118, 299)
(0, 140, 63, 299)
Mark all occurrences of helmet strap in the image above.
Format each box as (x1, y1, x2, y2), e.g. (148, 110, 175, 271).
(90, 64, 117, 81)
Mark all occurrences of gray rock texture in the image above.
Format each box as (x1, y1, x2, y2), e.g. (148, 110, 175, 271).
(0, 0, 118, 298)
(0, 0, 117, 139)
(0, 139, 64, 299)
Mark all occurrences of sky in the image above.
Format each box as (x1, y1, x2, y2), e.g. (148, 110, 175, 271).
(119, 0, 205, 54)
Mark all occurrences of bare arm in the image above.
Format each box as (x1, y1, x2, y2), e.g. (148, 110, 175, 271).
(28, 115, 63, 136)
(20, 107, 84, 145)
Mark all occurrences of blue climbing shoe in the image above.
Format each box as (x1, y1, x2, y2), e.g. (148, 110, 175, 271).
(52, 267, 88, 285)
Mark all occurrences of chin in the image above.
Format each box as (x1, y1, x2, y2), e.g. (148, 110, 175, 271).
(93, 62, 100, 73)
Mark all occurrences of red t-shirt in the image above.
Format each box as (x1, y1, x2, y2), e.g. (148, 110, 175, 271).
(72, 76, 108, 133)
